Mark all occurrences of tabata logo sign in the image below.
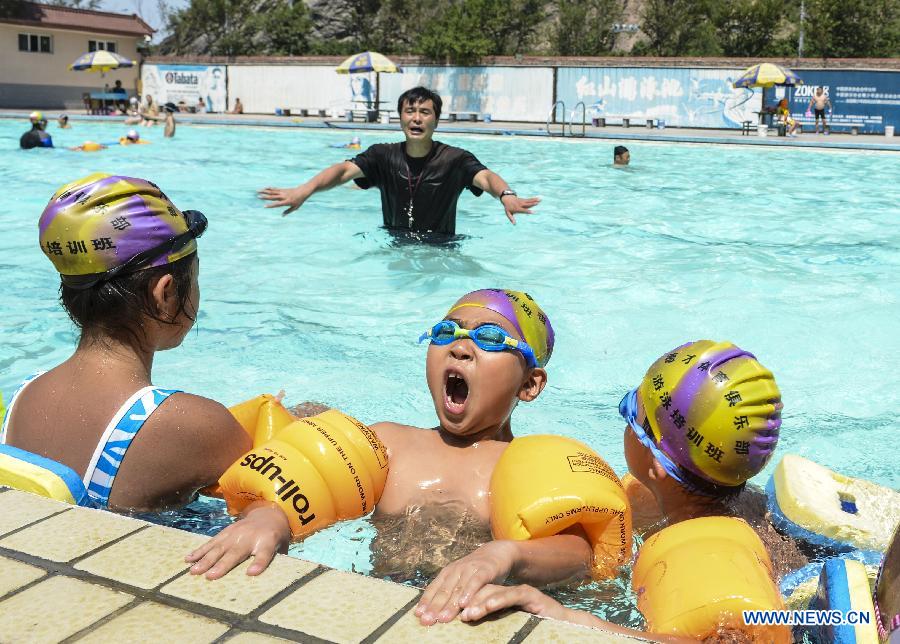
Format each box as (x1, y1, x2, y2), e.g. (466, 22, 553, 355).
(164, 71, 199, 86)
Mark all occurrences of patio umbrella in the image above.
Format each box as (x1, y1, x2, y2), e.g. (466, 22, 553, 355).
(69, 50, 136, 74)
(335, 51, 403, 112)
(732, 63, 803, 89)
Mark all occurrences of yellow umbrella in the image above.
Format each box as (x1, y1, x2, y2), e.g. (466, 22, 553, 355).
(336, 51, 403, 117)
(69, 50, 136, 73)
(733, 63, 803, 89)
(335, 51, 402, 74)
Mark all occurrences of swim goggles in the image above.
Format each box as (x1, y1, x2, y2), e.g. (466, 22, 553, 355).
(618, 388, 686, 485)
(65, 209, 207, 289)
(418, 320, 538, 369)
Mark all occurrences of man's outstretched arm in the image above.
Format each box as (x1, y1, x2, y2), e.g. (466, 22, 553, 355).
(258, 161, 365, 216)
(472, 169, 540, 225)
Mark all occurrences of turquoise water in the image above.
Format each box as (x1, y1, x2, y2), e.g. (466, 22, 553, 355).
(1, 118, 898, 611)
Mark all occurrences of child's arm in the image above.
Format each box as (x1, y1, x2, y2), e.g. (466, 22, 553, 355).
(415, 528, 591, 625)
(185, 501, 291, 579)
(459, 584, 689, 643)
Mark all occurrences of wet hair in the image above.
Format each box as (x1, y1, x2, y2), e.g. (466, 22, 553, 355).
(614, 145, 629, 159)
(60, 253, 196, 350)
(397, 87, 442, 121)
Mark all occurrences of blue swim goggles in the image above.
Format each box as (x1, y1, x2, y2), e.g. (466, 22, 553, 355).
(418, 320, 538, 369)
(618, 388, 686, 485)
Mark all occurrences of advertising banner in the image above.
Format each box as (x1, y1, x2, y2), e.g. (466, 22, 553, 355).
(380, 66, 554, 122)
(142, 64, 228, 113)
(765, 70, 899, 134)
(556, 67, 761, 129)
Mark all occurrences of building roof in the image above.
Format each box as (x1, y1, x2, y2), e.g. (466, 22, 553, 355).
(1, 2, 154, 37)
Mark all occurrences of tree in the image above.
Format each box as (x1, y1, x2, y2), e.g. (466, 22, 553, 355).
(804, 0, 900, 58)
(712, 0, 783, 57)
(554, 0, 625, 56)
(416, 0, 545, 64)
(633, 0, 720, 56)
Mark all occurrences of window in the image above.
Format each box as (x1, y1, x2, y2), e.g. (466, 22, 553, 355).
(88, 39, 117, 53)
(18, 32, 52, 53)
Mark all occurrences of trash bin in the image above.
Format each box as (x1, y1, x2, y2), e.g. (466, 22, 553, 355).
(886, 125, 895, 138)
(777, 122, 786, 137)
(380, 113, 390, 124)
(591, 117, 600, 127)
(757, 124, 768, 137)
(366, 109, 377, 123)
(484, 113, 492, 123)
(657, 119, 666, 130)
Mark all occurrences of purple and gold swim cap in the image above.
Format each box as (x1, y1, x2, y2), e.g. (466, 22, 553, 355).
(446, 289, 554, 367)
(39, 173, 203, 287)
(637, 340, 782, 488)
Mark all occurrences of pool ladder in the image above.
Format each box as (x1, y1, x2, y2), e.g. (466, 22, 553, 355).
(546, 101, 586, 137)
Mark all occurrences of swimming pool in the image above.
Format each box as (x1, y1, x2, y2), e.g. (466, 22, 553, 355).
(1, 118, 898, 617)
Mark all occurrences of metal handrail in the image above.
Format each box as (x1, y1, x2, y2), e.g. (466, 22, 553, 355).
(568, 101, 586, 137)
(546, 101, 565, 136)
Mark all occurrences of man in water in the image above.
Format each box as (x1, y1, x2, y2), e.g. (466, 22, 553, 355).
(613, 145, 630, 166)
(259, 86, 538, 236)
(20, 112, 53, 149)
(807, 87, 832, 134)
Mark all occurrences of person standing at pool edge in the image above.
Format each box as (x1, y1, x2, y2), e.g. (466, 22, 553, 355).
(259, 86, 539, 235)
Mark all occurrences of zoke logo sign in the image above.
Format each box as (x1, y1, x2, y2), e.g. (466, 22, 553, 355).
(164, 71, 199, 85)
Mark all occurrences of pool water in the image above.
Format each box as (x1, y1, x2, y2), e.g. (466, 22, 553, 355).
(1, 119, 898, 622)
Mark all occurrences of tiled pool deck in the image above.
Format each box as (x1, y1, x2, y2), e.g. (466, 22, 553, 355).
(3, 110, 899, 152)
(0, 488, 645, 643)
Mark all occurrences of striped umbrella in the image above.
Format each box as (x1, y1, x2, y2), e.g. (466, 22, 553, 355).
(335, 51, 402, 74)
(69, 50, 136, 73)
(732, 63, 803, 88)
(335, 52, 403, 119)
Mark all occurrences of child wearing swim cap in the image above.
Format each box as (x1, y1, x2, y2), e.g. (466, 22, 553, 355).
(2, 173, 252, 511)
(452, 341, 804, 635)
(187, 289, 595, 592)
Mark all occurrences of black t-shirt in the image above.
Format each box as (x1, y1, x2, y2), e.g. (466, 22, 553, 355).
(352, 141, 487, 235)
(20, 128, 51, 149)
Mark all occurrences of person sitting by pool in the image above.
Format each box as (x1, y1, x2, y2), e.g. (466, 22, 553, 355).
(613, 145, 630, 166)
(119, 129, 147, 145)
(197, 96, 206, 113)
(19, 112, 53, 149)
(186, 290, 598, 590)
(230, 98, 244, 114)
(0, 173, 252, 511)
(57, 114, 71, 129)
(776, 98, 800, 137)
(420, 340, 803, 632)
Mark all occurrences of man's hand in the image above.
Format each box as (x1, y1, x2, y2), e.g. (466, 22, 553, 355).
(258, 186, 310, 216)
(501, 194, 540, 225)
(414, 540, 518, 625)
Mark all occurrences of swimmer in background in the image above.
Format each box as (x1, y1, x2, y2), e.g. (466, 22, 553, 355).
(613, 145, 630, 166)
(19, 112, 53, 149)
(451, 340, 805, 629)
(331, 136, 361, 149)
(57, 114, 71, 129)
(119, 129, 145, 145)
(186, 290, 597, 600)
(1, 174, 252, 511)
(67, 141, 107, 152)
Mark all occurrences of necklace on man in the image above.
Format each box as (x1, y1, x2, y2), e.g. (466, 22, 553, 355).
(404, 158, 425, 227)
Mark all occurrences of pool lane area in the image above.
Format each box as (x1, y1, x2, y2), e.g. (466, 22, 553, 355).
(0, 489, 643, 643)
(3, 110, 900, 153)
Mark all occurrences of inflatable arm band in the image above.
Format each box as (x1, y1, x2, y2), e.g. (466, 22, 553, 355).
(633, 516, 789, 642)
(218, 409, 389, 538)
(489, 435, 632, 580)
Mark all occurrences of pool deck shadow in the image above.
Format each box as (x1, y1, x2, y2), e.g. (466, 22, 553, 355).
(0, 488, 647, 643)
(2, 109, 899, 153)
